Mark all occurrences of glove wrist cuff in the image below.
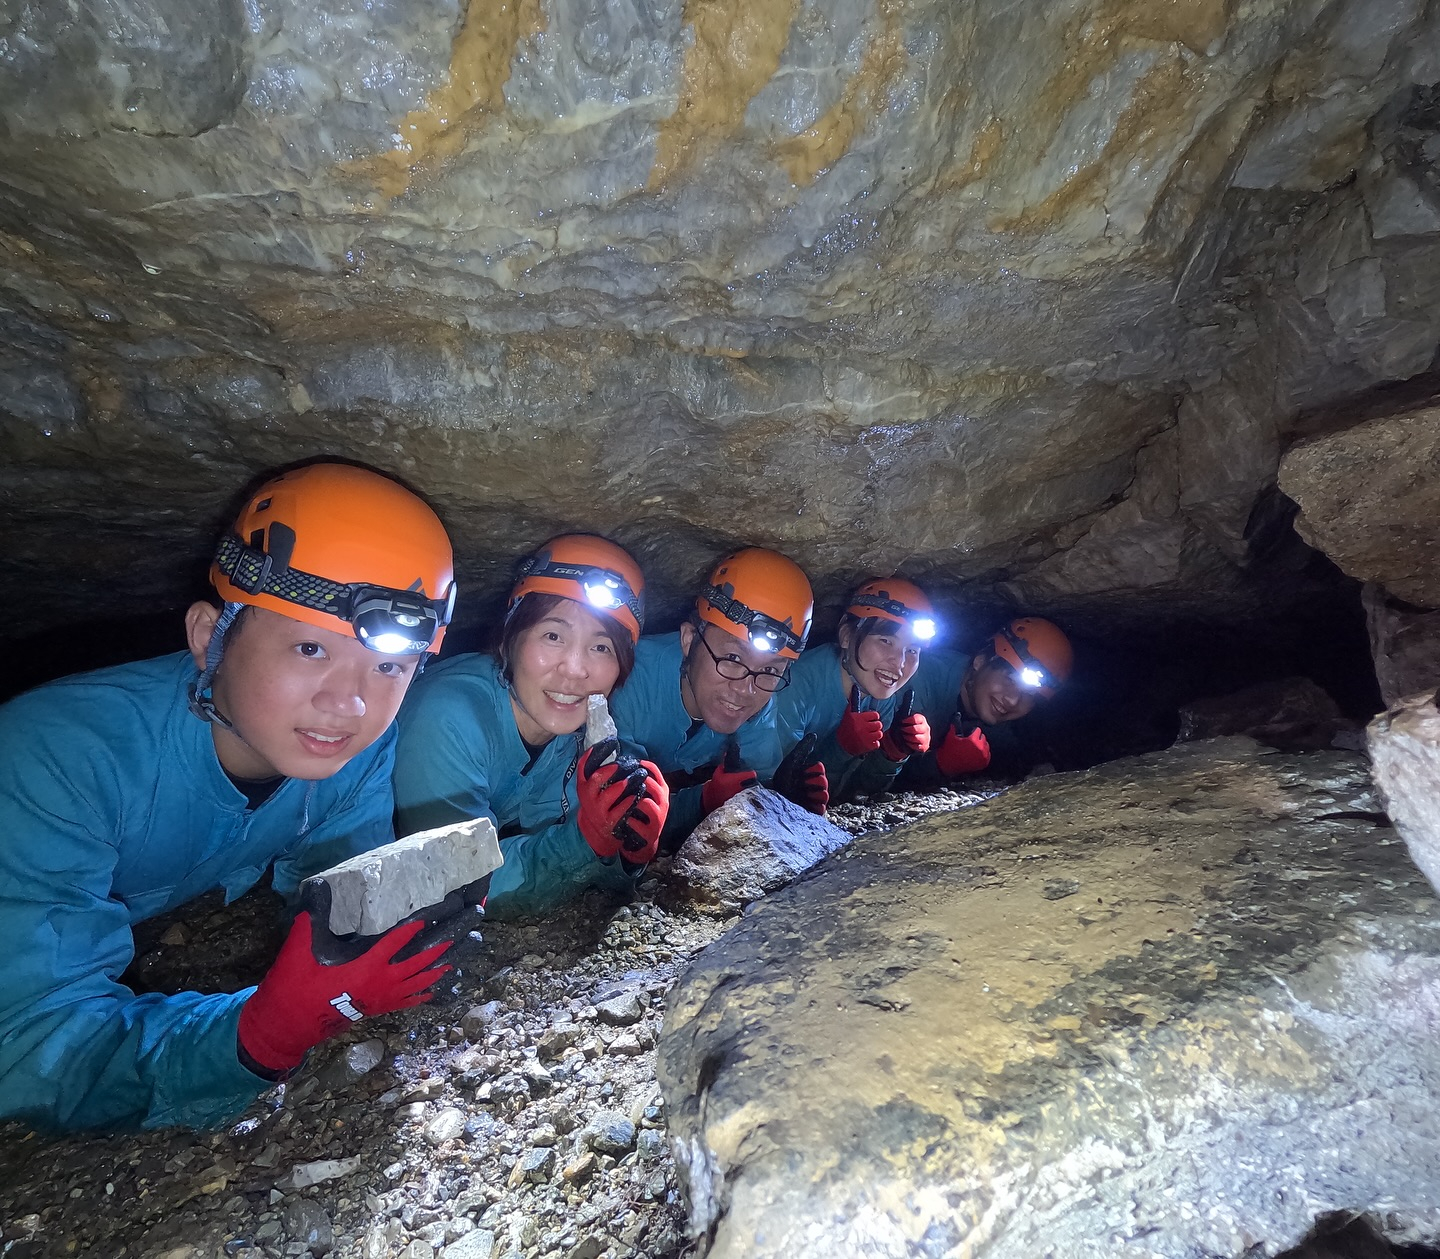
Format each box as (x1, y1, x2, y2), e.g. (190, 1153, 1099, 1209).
(237, 996, 308, 1078)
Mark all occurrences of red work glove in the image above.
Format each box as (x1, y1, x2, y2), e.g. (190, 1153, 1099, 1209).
(836, 683, 884, 757)
(880, 688, 931, 762)
(702, 741, 758, 814)
(578, 740, 650, 859)
(772, 732, 830, 815)
(615, 762, 669, 864)
(238, 913, 452, 1076)
(935, 717, 991, 777)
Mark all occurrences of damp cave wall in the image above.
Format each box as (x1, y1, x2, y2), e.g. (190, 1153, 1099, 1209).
(2, 0, 1439, 760)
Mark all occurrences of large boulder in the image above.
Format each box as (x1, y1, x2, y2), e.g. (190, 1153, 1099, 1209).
(659, 737, 1440, 1259)
(1368, 688, 1440, 896)
(1278, 404, 1440, 610)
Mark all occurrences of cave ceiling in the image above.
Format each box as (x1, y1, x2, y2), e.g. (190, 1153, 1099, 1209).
(2, 0, 1439, 643)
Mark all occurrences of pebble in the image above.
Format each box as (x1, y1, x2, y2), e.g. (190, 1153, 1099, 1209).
(581, 1112, 636, 1156)
(281, 1199, 332, 1256)
(593, 994, 644, 1026)
(443, 1227, 497, 1259)
(425, 1108, 468, 1146)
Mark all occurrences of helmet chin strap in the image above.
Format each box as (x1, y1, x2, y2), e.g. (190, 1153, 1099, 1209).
(188, 602, 242, 732)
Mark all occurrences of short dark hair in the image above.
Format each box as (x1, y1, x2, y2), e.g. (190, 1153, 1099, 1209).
(839, 613, 904, 654)
(498, 592, 636, 687)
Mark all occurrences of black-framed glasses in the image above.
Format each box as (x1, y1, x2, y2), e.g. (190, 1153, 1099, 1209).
(694, 629, 791, 692)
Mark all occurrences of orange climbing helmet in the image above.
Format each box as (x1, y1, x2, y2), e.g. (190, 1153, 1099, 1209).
(990, 617, 1073, 697)
(696, 547, 813, 660)
(508, 534, 646, 645)
(846, 578, 938, 641)
(211, 462, 456, 655)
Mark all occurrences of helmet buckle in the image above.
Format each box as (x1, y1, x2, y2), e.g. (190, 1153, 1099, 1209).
(228, 546, 274, 596)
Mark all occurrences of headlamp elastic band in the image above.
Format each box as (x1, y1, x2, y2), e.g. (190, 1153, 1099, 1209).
(850, 593, 921, 623)
(700, 585, 805, 655)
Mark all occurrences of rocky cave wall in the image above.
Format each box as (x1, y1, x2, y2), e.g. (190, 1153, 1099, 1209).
(2, 0, 1439, 713)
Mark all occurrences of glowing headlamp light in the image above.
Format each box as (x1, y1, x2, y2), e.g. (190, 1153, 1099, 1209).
(352, 589, 444, 655)
(749, 629, 780, 653)
(583, 576, 625, 611)
(912, 617, 937, 641)
(998, 624, 1056, 693)
(1018, 665, 1047, 689)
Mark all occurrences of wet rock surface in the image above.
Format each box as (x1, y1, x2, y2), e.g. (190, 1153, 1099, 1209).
(659, 737, 1440, 1259)
(0, 787, 985, 1259)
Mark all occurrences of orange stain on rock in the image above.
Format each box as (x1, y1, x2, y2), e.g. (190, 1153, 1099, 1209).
(773, 0, 908, 188)
(354, 0, 547, 199)
(649, 0, 803, 190)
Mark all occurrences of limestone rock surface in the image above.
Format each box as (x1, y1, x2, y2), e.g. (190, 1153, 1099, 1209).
(658, 737, 1440, 1259)
(1174, 675, 1352, 750)
(1365, 582, 1440, 707)
(664, 787, 852, 915)
(1279, 404, 1440, 609)
(2, 1, 1440, 639)
(1368, 689, 1440, 896)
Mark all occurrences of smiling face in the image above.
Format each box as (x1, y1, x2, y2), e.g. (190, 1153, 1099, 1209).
(506, 599, 623, 745)
(961, 655, 1038, 726)
(186, 602, 421, 782)
(678, 621, 787, 735)
(838, 617, 923, 701)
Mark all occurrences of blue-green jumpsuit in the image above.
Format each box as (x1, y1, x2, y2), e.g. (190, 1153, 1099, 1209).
(0, 652, 397, 1132)
(772, 644, 907, 802)
(392, 654, 642, 919)
(607, 633, 783, 842)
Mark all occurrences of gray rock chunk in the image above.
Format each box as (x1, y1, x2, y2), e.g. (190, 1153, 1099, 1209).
(461, 1001, 506, 1042)
(306, 816, 503, 936)
(282, 1199, 333, 1256)
(666, 787, 854, 914)
(425, 1107, 468, 1146)
(593, 993, 644, 1026)
(443, 1231, 496, 1259)
(581, 1111, 636, 1155)
(1369, 689, 1440, 895)
(276, 1157, 362, 1191)
(660, 738, 1440, 1258)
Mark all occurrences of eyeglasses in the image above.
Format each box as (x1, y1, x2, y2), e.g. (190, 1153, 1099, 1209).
(693, 629, 791, 692)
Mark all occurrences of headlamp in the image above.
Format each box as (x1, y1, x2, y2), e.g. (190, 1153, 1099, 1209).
(514, 555, 644, 629)
(700, 584, 805, 657)
(352, 588, 443, 655)
(999, 624, 1054, 693)
(213, 534, 453, 655)
(849, 592, 939, 642)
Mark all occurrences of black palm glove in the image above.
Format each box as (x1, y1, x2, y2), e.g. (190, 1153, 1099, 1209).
(771, 733, 830, 815)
